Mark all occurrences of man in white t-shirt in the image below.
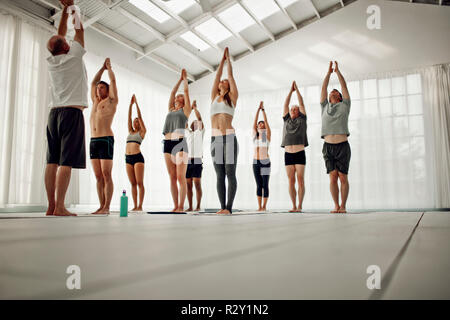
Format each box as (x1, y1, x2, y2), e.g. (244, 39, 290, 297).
(45, 0, 87, 216)
(186, 101, 205, 211)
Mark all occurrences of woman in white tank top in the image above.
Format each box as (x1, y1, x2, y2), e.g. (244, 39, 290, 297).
(210, 47, 239, 214)
(252, 102, 271, 211)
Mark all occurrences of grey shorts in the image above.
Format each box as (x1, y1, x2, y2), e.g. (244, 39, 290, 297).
(322, 141, 351, 174)
(46, 107, 86, 169)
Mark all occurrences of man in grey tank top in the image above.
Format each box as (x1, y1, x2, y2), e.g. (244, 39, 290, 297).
(320, 61, 351, 213)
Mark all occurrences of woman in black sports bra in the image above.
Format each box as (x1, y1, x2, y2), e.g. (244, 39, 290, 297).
(126, 94, 146, 211)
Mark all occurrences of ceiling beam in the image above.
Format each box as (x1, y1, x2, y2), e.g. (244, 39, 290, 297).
(136, 0, 249, 61)
(148, 0, 223, 55)
(274, 0, 297, 30)
(236, 0, 275, 41)
(308, 0, 321, 19)
(115, 7, 165, 41)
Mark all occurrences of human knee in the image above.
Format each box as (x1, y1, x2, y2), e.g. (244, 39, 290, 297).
(102, 170, 112, 182)
(137, 182, 144, 189)
(329, 171, 339, 183)
(338, 172, 348, 183)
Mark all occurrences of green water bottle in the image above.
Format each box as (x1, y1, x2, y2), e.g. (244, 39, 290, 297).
(120, 190, 128, 217)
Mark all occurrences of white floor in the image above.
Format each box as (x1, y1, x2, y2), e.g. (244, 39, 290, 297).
(0, 210, 449, 299)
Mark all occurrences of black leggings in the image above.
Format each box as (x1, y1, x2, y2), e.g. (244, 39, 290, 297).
(253, 159, 271, 198)
(211, 134, 238, 212)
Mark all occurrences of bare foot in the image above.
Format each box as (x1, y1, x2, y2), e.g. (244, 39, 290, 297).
(186, 207, 193, 212)
(136, 207, 143, 211)
(338, 207, 347, 213)
(331, 206, 340, 213)
(171, 207, 178, 212)
(289, 207, 297, 212)
(54, 207, 77, 216)
(130, 207, 139, 212)
(218, 209, 231, 215)
(93, 208, 110, 215)
(175, 207, 185, 213)
(46, 206, 55, 216)
(216, 209, 225, 214)
(296, 208, 302, 213)
(194, 207, 201, 212)
(92, 207, 103, 214)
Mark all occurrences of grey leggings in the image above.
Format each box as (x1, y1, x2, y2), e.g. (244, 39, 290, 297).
(211, 134, 238, 212)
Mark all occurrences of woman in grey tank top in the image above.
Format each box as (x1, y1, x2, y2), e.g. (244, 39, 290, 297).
(282, 81, 308, 213)
(126, 94, 147, 211)
(163, 69, 192, 212)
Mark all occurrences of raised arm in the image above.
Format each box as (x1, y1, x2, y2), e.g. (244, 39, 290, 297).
(294, 82, 306, 115)
(284, 81, 295, 117)
(134, 95, 146, 136)
(181, 69, 192, 118)
(225, 48, 238, 106)
(128, 95, 134, 133)
(71, 6, 84, 47)
(253, 103, 262, 136)
(169, 75, 183, 111)
(192, 100, 202, 122)
(211, 49, 226, 102)
(334, 61, 350, 100)
(105, 58, 118, 103)
(260, 103, 271, 141)
(57, 0, 70, 37)
(91, 61, 106, 103)
(321, 61, 333, 104)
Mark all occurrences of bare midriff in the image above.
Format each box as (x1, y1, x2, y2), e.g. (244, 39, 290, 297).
(285, 144, 305, 153)
(90, 99, 115, 138)
(126, 141, 141, 155)
(164, 132, 185, 140)
(254, 146, 269, 160)
(211, 113, 235, 136)
(324, 134, 348, 144)
(55, 105, 85, 111)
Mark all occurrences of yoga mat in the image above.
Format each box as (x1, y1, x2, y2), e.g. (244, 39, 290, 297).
(147, 211, 187, 214)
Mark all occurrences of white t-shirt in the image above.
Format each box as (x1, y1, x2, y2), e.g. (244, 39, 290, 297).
(187, 128, 204, 159)
(47, 41, 89, 108)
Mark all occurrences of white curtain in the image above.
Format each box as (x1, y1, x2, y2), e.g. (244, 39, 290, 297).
(421, 64, 450, 208)
(0, 12, 53, 207)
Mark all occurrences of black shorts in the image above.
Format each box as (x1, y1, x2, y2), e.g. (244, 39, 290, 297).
(186, 158, 203, 179)
(90, 136, 114, 160)
(46, 107, 86, 169)
(285, 150, 306, 166)
(322, 141, 351, 174)
(125, 153, 145, 166)
(163, 138, 188, 155)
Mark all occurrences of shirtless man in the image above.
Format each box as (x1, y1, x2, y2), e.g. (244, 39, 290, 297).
(45, 0, 86, 216)
(90, 58, 118, 214)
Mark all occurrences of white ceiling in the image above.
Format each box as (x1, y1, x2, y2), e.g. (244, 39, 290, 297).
(2, 0, 450, 91)
(190, 0, 450, 93)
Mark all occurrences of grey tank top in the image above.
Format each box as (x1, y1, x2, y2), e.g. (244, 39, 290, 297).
(127, 132, 143, 145)
(281, 112, 308, 148)
(320, 98, 350, 138)
(162, 108, 188, 135)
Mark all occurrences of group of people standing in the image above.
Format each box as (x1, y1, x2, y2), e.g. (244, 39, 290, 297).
(44, 0, 351, 216)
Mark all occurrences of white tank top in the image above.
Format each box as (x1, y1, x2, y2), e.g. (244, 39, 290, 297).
(254, 137, 270, 148)
(211, 96, 235, 117)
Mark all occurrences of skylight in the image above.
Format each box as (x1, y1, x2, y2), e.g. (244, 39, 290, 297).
(165, 0, 197, 15)
(276, 0, 299, 8)
(129, 0, 171, 23)
(217, 3, 255, 33)
(195, 18, 232, 44)
(180, 31, 210, 51)
(242, 0, 280, 20)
